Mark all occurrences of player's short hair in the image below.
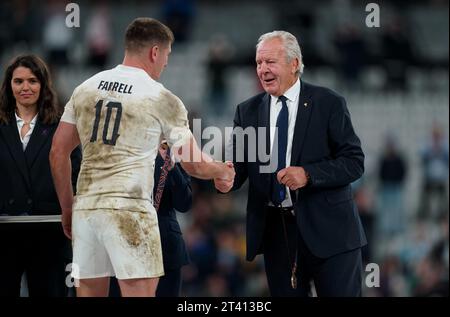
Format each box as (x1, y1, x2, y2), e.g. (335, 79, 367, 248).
(125, 17, 174, 53)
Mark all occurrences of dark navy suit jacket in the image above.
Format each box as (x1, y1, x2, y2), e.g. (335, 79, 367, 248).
(231, 80, 367, 260)
(0, 117, 81, 215)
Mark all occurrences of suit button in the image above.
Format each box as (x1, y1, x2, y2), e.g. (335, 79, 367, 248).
(8, 199, 14, 205)
(27, 199, 32, 205)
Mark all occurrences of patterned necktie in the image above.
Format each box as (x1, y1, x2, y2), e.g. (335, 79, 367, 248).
(154, 148, 172, 212)
(271, 95, 289, 206)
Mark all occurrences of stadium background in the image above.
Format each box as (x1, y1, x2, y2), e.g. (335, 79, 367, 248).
(0, 0, 448, 297)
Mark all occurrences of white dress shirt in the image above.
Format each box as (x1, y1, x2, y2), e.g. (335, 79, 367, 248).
(269, 78, 301, 208)
(15, 113, 38, 151)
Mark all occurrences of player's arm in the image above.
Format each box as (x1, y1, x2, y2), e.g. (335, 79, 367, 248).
(174, 136, 234, 181)
(49, 122, 81, 239)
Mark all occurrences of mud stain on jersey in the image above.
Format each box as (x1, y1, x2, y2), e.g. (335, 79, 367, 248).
(156, 90, 189, 129)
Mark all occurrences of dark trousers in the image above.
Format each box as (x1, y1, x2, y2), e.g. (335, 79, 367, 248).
(0, 222, 70, 297)
(263, 207, 363, 297)
(109, 268, 182, 297)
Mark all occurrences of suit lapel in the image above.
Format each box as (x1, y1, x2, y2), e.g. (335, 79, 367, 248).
(290, 80, 313, 165)
(0, 120, 32, 191)
(25, 120, 54, 169)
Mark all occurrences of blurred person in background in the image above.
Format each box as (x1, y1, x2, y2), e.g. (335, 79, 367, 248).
(418, 124, 449, 220)
(42, 0, 72, 68)
(206, 34, 234, 119)
(413, 239, 449, 297)
(161, 0, 196, 44)
(377, 134, 408, 237)
(216, 31, 366, 296)
(0, 54, 81, 296)
(333, 23, 367, 90)
(85, 2, 112, 69)
(382, 17, 413, 91)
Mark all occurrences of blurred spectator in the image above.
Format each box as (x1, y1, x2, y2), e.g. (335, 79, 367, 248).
(42, 0, 73, 68)
(206, 34, 234, 118)
(215, 228, 244, 295)
(334, 24, 367, 89)
(413, 239, 449, 297)
(183, 220, 217, 287)
(378, 255, 408, 297)
(203, 273, 230, 297)
(0, 2, 12, 57)
(418, 124, 449, 220)
(85, 2, 112, 69)
(11, 0, 42, 49)
(382, 17, 414, 91)
(275, 2, 324, 69)
(161, 0, 196, 43)
(0, 1, 42, 58)
(377, 135, 408, 237)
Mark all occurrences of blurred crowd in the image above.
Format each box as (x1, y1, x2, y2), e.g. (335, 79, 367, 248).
(0, 0, 448, 297)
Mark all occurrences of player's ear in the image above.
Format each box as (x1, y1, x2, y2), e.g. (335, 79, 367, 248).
(148, 45, 159, 62)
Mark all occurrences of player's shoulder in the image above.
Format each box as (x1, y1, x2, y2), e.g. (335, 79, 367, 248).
(157, 85, 184, 107)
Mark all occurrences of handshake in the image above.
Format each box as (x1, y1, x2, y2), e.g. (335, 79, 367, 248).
(214, 161, 235, 193)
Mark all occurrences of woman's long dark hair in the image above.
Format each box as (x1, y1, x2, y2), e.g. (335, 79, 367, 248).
(0, 54, 60, 124)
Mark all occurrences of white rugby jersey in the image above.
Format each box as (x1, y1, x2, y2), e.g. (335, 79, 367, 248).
(61, 65, 192, 213)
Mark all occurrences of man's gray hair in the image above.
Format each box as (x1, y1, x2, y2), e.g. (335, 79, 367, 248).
(256, 31, 304, 77)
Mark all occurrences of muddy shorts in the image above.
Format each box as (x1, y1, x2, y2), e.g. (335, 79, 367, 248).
(71, 209, 164, 280)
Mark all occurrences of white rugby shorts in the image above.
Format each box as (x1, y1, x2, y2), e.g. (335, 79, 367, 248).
(71, 209, 164, 280)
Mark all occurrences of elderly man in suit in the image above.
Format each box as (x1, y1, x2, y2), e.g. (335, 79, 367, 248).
(216, 31, 367, 297)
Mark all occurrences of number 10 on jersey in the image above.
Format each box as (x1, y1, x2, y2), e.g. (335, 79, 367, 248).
(89, 100, 123, 146)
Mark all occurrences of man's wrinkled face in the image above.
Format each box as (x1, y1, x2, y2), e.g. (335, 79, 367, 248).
(256, 38, 299, 97)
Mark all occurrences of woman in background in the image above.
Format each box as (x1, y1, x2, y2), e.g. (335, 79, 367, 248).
(0, 54, 81, 296)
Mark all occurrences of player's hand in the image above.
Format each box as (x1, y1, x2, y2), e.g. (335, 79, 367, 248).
(215, 178, 233, 193)
(215, 161, 235, 192)
(277, 166, 309, 190)
(222, 161, 235, 181)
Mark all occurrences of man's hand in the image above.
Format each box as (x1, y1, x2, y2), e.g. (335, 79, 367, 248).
(61, 209, 72, 240)
(215, 178, 234, 193)
(277, 166, 309, 190)
(215, 161, 235, 193)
